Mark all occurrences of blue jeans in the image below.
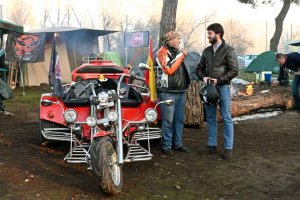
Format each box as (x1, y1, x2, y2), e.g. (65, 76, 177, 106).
(292, 75, 300, 103)
(158, 92, 185, 150)
(205, 85, 234, 150)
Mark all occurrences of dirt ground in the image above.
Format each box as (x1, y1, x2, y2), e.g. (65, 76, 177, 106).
(0, 87, 299, 200)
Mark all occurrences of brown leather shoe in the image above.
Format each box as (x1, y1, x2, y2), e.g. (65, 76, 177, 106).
(220, 149, 232, 160)
(197, 145, 217, 155)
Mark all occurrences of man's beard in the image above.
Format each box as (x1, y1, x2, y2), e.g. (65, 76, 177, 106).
(208, 36, 218, 44)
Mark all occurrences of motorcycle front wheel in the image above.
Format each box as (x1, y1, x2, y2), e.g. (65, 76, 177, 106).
(90, 136, 122, 195)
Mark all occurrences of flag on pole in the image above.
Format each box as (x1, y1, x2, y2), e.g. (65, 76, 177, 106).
(146, 36, 157, 101)
(48, 34, 64, 97)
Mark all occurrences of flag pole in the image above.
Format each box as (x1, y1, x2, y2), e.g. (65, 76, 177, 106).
(20, 63, 25, 95)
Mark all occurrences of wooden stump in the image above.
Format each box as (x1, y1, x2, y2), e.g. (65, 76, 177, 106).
(185, 82, 204, 127)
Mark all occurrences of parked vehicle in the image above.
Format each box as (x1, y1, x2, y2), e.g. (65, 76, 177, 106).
(39, 58, 173, 194)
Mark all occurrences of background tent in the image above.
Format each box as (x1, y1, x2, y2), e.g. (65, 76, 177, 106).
(25, 27, 117, 86)
(245, 51, 280, 73)
(289, 41, 300, 46)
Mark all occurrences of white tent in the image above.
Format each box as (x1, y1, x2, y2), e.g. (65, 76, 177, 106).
(25, 42, 71, 86)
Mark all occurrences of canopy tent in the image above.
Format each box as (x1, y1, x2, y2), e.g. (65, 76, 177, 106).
(245, 51, 280, 74)
(0, 19, 23, 34)
(25, 27, 117, 86)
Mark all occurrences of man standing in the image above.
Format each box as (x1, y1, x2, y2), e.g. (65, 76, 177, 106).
(156, 31, 191, 155)
(275, 52, 300, 111)
(196, 23, 238, 160)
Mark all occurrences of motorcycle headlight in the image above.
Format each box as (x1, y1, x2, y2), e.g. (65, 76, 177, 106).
(86, 116, 97, 127)
(145, 109, 158, 122)
(63, 109, 78, 123)
(108, 111, 118, 122)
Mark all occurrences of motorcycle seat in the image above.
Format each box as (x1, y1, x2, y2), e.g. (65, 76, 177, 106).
(62, 78, 144, 108)
(62, 81, 91, 107)
(98, 79, 143, 108)
(62, 98, 90, 107)
(121, 87, 143, 108)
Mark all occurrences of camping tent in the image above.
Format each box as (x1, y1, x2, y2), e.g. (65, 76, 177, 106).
(25, 27, 117, 86)
(289, 41, 300, 46)
(245, 51, 280, 73)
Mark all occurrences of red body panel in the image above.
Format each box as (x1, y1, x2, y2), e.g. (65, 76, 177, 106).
(40, 59, 160, 140)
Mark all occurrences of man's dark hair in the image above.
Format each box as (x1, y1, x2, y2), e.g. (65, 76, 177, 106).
(276, 53, 286, 59)
(207, 23, 224, 39)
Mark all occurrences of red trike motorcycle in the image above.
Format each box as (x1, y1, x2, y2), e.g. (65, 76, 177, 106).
(39, 57, 173, 194)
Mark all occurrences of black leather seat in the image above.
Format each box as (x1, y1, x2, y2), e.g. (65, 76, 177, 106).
(62, 81, 90, 107)
(99, 79, 143, 107)
(62, 98, 90, 107)
(62, 78, 143, 108)
(121, 87, 143, 107)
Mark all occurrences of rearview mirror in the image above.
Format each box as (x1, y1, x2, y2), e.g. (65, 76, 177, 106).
(164, 100, 174, 106)
(138, 63, 150, 70)
(155, 99, 175, 109)
(41, 100, 54, 106)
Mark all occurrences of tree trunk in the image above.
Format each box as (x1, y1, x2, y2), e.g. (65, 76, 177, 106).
(217, 86, 292, 122)
(185, 82, 204, 127)
(159, 0, 178, 47)
(269, 0, 291, 52)
(159, 0, 204, 127)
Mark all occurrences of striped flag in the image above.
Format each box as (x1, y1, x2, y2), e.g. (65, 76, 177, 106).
(48, 35, 64, 97)
(146, 36, 157, 101)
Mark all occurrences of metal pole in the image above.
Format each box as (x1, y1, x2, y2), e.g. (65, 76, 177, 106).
(116, 74, 125, 165)
(265, 20, 268, 51)
(0, 5, 2, 20)
(204, 16, 207, 48)
(44, 10, 46, 27)
(57, 8, 60, 26)
(125, 14, 128, 66)
(117, 98, 123, 165)
(20, 63, 25, 95)
(125, 47, 128, 66)
(230, 19, 233, 46)
(67, 9, 70, 27)
(291, 23, 293, 41)
(290, 23, 293, 52)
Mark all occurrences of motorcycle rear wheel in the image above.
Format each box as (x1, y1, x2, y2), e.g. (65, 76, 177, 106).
(90, 136, 122, 195)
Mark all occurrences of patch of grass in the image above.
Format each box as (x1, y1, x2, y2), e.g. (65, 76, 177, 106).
(237, 68, 283, 83)
(4, 86, 52, 111)
(237, 68, 256, 82)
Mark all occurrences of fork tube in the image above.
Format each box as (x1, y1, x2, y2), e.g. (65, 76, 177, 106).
(117, 98, 123, 165)
(90, 104, 96, 142)
(70, 126, 73, 156)
(116, 74, 125, 165)
(147, 123, 150, 154)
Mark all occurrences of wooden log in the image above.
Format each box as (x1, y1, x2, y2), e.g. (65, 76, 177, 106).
(184, 83, 292, 126)
(217, 86, 293, 122)
(230, 87, 292, 117)
(185, 81, 204, 127)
